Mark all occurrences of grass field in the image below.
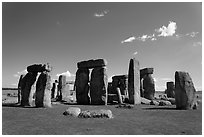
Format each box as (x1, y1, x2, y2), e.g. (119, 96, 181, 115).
(2, 89, 202, 135)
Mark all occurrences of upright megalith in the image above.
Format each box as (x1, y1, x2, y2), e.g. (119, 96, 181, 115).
(140, 68, 155, 100)
(90, 67, 108, 105)
(128, 58, 141, 104)
(175, 71, 197, 110)
(166, 82, 175, 98)
(75, 68, 90, 105)
(112, 75, 128, 97)
(51, 80, 58, 99)
(35, 71, 52, 108)
(20, 72, 38, 106)
(17, 74, 25, 104)
(143, 74, 155, 100)
(57, 75, 66, 101)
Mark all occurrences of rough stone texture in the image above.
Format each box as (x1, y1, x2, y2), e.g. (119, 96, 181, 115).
(140, 68, 154, 79)
(167, 98, 176, 105)
(116, 104, 134, 109)
(175, 71, 196, 110)
(51, 82, 57, 99)
(141, 97, 151, 105)
(140, 79, 144, 97)
(166, 82, 175, 98)
(112, 75, 128, 97)
(62, 84, 71, 102)
(90, 67, 108, 105)
(159, 100, 172, 106)
(107, 94, 119, 104)
(150, 100, 159, 106)
(78, 109, 113, 118)
(27, 64, 45, 73)
(35, 72, 52, 108)
(143, 74, 155, 100)
(20, 72, 38, 106)
(17, 74, 25, 104)
(128, 58, 141, 104)
(75, 68, 90, 105)
(57, 75, 66, 101)
(29, 73, 40, 107)
(107, 82, 114, 94)
(77, 59, 107, 69)
(63, 107, 81, 117)
(116, 87, 123, 104)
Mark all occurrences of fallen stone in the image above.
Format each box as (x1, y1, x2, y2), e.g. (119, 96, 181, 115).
(175, 71, 197, 110)
(63, 107, 81, 117)
(78, 109, 113, 118)
(77, 59, 107, 69)
(141, 97, 151, 105)
(128, 58, 141, 104)
(150, 100, 159, 106)
(167, 98, 176, 105)
(159, 100, 172, 106)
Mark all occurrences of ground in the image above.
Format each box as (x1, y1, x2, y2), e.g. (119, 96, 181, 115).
(2, 90, 202, 135)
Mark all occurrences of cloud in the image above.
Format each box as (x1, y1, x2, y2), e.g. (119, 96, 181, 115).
(94, 10, 109, 18)
(193, 41, 202, 47)
(121, 36, 136, 43)
(56, 70, 75, 78)
(186, 32, 199, 37)
(133, 51, 138, 55)
(13, 69, 27, 78)
(155, 21, 177, 37)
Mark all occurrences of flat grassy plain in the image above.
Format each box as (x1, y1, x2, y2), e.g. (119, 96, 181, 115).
(2, 89, 202, 135)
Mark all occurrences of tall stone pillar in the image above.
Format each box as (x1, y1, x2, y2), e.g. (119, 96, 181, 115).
(35, 71, 52, 108)
(166, 82, 175, 98)
(143, 74, 155, 100)
(51, 80, 58, 99)
(128, 58, 141, 104)
(90, 67, 108, 105)
(112, 75, 128, 97)
(175, 71, 196, 109)
(75, 68, 90, 105)
(17, 74, 25, 104)
(20, 72, 38, 106)
(58, 75, 66, 101)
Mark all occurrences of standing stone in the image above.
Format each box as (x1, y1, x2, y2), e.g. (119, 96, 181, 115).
(112, 75, 128, 97)
(62, 83, 71, 102)
(35, 72, 52, 107)
(107, 82, 113, 94)
(17, 74, 25, 104)
(75, 68, 90, 105)
(175, 71, 196, 110)
(166, 82, 175, 98)
(51, 80, 58, 99)
(21, 72, 38, 106)
(29, 73, 40, 107)
(128, 58, 141, 104)
(58, 75, 69, 101)
(90, 67, 108, 105)
(143, 74, 155, 100)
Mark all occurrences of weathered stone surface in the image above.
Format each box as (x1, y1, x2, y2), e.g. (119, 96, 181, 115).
(63, 107, 81, 117)
(51, 81, 58, 99)
(107, 94, 119, 104)
(90, 67, 108, 105)
(141, 97, 151, 105)
(57, 75, 66, 101)
(77, 59, 107, 69)
(35, 72, 52, 108)
(116, 104, 134, 109)
(140, 68, 154, 78)
(116, 87, 123, 104)
(75, 68, 90, 105)
(167, 98, 176, 105)
(143, 74, 155, 100)
(175, 71, 196, 110)
(150, 100, 159, 106)
(159, 100, 172, 106)
(128, 58, 141, 104)
(17, 74, 25, 104)
(78, 109, 113, 118)
(27, 63, 52, 73)
(112, 75, 128, 96)
(21, 72, 38, 106)
(29, 73, 40, 107)
(166, 82, 175, 98)
(107, 82, 114, 94)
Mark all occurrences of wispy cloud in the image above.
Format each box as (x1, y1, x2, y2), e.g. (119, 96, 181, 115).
(133, 51, 138, 55)
(56, 70, 75, 78)
(186, 32, 199, 37)
(155, 21, 177, 37)
(13, 69, 27, 78)
(94, 10, 109, 18)
(121, 36, 136, 43)
(193, 41, 202, 47)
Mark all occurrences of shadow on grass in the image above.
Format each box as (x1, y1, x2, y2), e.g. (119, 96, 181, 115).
(143, 106, 178, 110)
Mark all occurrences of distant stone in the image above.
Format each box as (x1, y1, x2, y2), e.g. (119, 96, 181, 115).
(140, 68, 154, 78)
(175, 71, 197, 110)
(166, 82, 175, 98)
(167, 98, 176, 105)
(128, 58, 141, 104)
(141, 97, 151, 105)
(75, 68, 90, 105)
(78, 109, 113, 118)
(90, 67, 108, 105)
(77, 59, 107, 69)
(112, 75, 128, 96)
(63, 107, 81, 117)
(116, 104, 134, 109)
(143, 74, 155, 100)
(17, 74, 25, 104)
(107, 94, 119, 104)
(159, 100, 172, 106)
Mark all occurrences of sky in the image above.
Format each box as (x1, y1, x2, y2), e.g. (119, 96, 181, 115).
(2, 2, 202, 91)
